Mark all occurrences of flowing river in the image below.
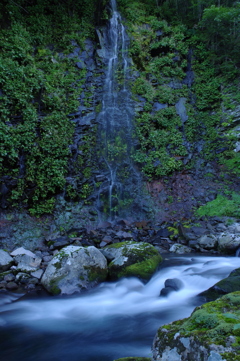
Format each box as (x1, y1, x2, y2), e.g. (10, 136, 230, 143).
(0, 255, 239, 361)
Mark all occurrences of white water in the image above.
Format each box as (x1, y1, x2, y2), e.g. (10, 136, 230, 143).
(0, 255, 239, 361)
(96, 0, 142, 220)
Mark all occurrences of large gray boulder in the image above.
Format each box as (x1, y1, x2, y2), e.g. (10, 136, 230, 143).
(41, 245, 108, 295)
(152, 292, 240, 361)
(197, 235, 217, 250)
(217, 233, 240, 254)
(0, 250, 14, 271)
(101, 241, 162, 281)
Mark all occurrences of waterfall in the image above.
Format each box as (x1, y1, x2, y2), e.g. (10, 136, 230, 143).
(96, 0, 143, 221)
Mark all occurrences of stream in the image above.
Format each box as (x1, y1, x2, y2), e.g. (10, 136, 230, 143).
(0, 255, 239, 361)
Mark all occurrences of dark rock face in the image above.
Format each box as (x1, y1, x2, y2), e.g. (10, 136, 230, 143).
(160, 278, 183, 297)
(199, 268, 240, 301)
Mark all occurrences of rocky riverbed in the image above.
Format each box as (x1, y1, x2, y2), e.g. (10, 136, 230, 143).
(0, 214, 240, 294)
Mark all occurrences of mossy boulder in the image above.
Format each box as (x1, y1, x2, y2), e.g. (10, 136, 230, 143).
(41, 245, 108, 295)
(101, 241, 162, 281)
(152, 292, 240, 361)
(199, 268, 240, 301)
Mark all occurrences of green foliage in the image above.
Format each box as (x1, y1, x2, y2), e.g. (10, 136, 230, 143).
(196, 193, 240, 218)
(220, 153, 240, 176)
(0, 0, 98, 215)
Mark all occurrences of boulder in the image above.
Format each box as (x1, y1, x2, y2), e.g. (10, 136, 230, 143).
(152, 292, 240, 361)
(160, 278, 184, 297)
(218, 234, 240, 254)
(10, 247, 36, 258)
(16, 254, 42, 272)
(197, 235, 217, 250)
(169, 244, 192, 254)
(165, 278, 183, 290)
(50, 236, 73, 250)
(0, 250, 14, 271)
(199, 268, 240, 301)
(101, 241, 162, 281)
(41, 245, 108, 295)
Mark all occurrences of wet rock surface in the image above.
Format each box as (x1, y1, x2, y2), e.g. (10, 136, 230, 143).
(0, 215, 239, 293)
(41, 245, 108, 295)
(199, 268, 240, 301)
(152, 292, 240, 361)
(101, 241, 162, 281)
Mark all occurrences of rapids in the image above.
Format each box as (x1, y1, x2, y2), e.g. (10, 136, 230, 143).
(0, 255, 239, 361)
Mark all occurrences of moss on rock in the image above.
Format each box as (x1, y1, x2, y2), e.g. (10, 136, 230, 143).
(102, 241, 162, 281)
(116, 254, 162, 280)
(199, 268, 240, 301)
(153, 292, 240, 361)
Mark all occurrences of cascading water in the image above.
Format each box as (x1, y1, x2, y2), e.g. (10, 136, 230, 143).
(96, 0, 143, 221)
(0, 255, 239, 361)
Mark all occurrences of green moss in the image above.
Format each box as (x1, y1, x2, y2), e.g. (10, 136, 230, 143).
(157, 292, 240, 357)
(118, 254, 162, 280)
(221, 352, 240, 361)
(106, 241, 162, 280)
(85, 267, 108, 283)
(53, 261, 62, 270)
(49, 280, 61, 295)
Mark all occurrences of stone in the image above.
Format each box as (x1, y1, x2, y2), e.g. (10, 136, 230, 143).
(100, 241, 108, 248)
(160, 278, 184, 297)
(197, 235, 217, 250)
(41, 245, 108, 295)
(101, 241, 162, 281)
(165, 278, 184, 291)
(152, 292, 240, 361)
(156, 228, 170, 238)
(43, 255, 53, 262)
(10, 247, 36, 258)
(102, 236, 112, 244)
(169, 244, 192, 254)
(6, 282, 18, 290)
(16, 254, 42, 272)
(31, 269, 44, 280)
(76, 61, 86, 69)
(218, 234, 240, 253)
(15, 272, 31, 283)
(116, 231, 133, 240)
(4, 273, 15, 282)
(0, 250, 14, 271)
(51, 236, 72, 250)
(199, 268, 240, 301)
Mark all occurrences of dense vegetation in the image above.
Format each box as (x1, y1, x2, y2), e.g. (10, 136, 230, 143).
(117, 0, 240, 217)
(0, 0, 100, 215)
(0, 0, 240, 217)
